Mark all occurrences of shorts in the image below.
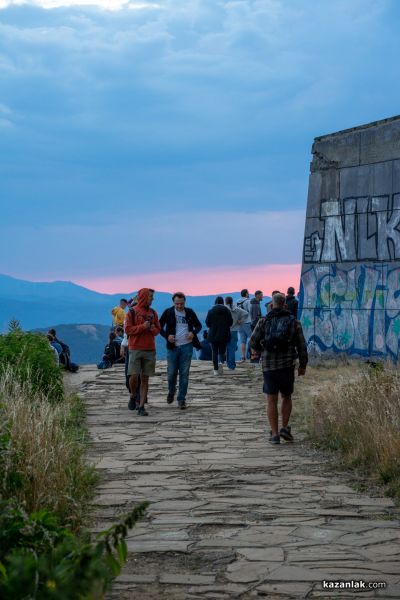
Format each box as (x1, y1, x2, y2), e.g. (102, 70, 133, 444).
(127, 350, 156, 376)
(263, 367, 295, 396)
(238, 323, 252, 344)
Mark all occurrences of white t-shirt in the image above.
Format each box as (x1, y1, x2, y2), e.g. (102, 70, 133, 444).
(175, 309, 190, 346)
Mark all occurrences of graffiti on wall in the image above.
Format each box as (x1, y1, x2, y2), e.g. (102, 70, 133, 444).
(304, 194, 400, 263)
(299, 264, 400, 357)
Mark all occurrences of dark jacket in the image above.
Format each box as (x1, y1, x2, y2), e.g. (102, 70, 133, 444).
(250, 298, 262, 328)
(159, 306, 202, 350)
(205, 305, 233, 343)
(285, 295, 299, 319)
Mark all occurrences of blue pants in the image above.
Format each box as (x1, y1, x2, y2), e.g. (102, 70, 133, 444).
(226, 331, 238, 369)
(167, 343, 193, 404)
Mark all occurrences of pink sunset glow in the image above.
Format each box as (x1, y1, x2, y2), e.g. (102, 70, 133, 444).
(76, 264, 302, 296)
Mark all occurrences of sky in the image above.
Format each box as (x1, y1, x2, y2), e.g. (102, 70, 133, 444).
(1, 0, 400, 295)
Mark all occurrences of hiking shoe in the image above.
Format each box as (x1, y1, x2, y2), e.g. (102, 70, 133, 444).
(280, 426, 294, 442)
(128, 396, 137, 411)
(137, 406, 148, 416)
(179, 401, 187, 410)
(213, 369, 219, 376)
(269, 434, 280, 445)
(167, 392, 174, 404)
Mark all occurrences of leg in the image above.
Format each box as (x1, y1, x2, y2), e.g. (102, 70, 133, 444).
(281, 394, 292, 428)
(139, 375, 149, 408)
(177, 344, 193, 405)
(226, 332, 237, 369)
(266, 394, 279, 436)
(129, 374, 139, 399)
(211, 342, 219, 371)
(167, 348, 178, 398)
(218, 341, 227, 365)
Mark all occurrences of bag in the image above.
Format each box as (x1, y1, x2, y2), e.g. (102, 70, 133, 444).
(264, 313, 296, 352)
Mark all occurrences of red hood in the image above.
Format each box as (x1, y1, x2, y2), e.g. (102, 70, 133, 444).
(137, 288, 151, 310)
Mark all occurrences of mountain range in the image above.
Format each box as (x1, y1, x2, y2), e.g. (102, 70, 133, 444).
(0, 274, 271, 363)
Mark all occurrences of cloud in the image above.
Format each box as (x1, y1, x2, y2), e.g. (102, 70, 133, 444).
(0, 209, 305, 279)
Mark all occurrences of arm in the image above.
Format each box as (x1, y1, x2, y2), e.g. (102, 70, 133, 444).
(295, 322, 308, 372)
(190, 309, 202, 335)
(205, 310, 212, 328)
(125, 310, 148, 336)
(249, 318, 265, 351)
(159, 309, 168, 339)
(150, 311, 161, 336)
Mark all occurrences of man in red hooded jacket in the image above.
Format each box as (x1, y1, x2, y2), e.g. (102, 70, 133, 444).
(125, 288, 161, 416)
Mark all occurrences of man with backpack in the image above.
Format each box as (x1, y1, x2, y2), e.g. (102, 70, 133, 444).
(249, 292, 308, 445)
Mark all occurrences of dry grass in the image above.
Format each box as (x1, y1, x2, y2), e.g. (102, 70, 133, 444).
(0, 366, 96, 529)
(307, 363, 400, 495)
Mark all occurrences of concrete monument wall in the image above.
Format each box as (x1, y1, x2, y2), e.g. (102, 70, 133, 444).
(299, 115, 400, 358)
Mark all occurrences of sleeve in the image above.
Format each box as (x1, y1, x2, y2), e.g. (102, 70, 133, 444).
(151, 311, 161, 336)
(249, 318, 264, 350)
(295, 322, 308, 368)
(191, 310, 202, 334)
(159, 309, 168, 339)
(125, 310, 147, 336)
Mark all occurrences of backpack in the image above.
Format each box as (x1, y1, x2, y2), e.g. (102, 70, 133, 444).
(264, 312, 296, 353)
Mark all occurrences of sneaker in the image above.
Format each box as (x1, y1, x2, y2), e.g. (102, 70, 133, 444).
(213, 369, 219, 376)
(167, 392, 174, 404)
(218, 364, 223, 375)
(269, 434, 280, 445)
(179, 401, 187, 410)
(128, 396, 137, 411)
(137, 406, 148, 416)
(280, 426, 294, 442)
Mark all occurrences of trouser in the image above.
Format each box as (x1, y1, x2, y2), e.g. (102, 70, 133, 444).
(211, 341, 227, 371)
(167, 343, 193, 404)
(226, 331, 238, 369)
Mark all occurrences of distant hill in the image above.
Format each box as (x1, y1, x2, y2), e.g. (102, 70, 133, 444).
(0, 273, 271, 332)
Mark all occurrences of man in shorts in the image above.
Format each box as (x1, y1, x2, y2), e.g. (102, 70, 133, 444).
(249, 292, 308, 444)
(125, 288, 160, 416)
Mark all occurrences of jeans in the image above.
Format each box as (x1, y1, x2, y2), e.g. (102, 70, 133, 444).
(226, 331, 238, 369)
(211, 342, 227, 371)
(167, 343, 193, 404)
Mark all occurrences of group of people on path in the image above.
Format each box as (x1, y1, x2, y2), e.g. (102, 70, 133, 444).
(111, 286, 307, 444)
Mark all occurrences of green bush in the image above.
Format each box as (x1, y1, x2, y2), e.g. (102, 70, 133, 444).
(0, 501, 148, 600)
(0, 326, 63, 402)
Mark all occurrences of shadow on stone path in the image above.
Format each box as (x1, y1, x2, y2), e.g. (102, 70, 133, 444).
(78, 362, 400, 599)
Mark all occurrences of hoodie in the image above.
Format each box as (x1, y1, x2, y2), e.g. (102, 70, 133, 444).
(205, 304, 233, 343)
(124, 288, 161, 351)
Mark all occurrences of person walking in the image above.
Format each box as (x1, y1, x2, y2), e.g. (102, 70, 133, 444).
(285, 287, 299, 319)
(159, 292, 202, 410)
(225, 296, 248, 370)
(125, 288, 160, 416)
(205, 296, 233, 375)
(249, 292, 308, 445)
(236, 289, 252, 362)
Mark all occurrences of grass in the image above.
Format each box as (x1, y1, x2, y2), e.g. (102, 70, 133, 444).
(0, 365, 97, 530)
(305, 362, 400, 498)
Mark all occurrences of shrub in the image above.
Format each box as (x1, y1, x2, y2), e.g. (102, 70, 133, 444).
(0, 328, 63, 402)
(0, 367, 96, 528)
(307, 364, 400, 495)
(0, 502, 148, 600)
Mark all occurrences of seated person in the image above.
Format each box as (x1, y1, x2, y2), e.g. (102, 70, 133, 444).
(197, 330, 212, 361)
(48, 328, 79, 372)
(100, 332, 124, 368)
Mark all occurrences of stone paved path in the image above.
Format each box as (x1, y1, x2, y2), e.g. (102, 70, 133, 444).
(79, 361, 400, 599)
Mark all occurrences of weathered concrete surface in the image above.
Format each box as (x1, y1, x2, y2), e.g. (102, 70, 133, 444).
(300, 115, 400, 359)
(79, 362, 400, 599)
